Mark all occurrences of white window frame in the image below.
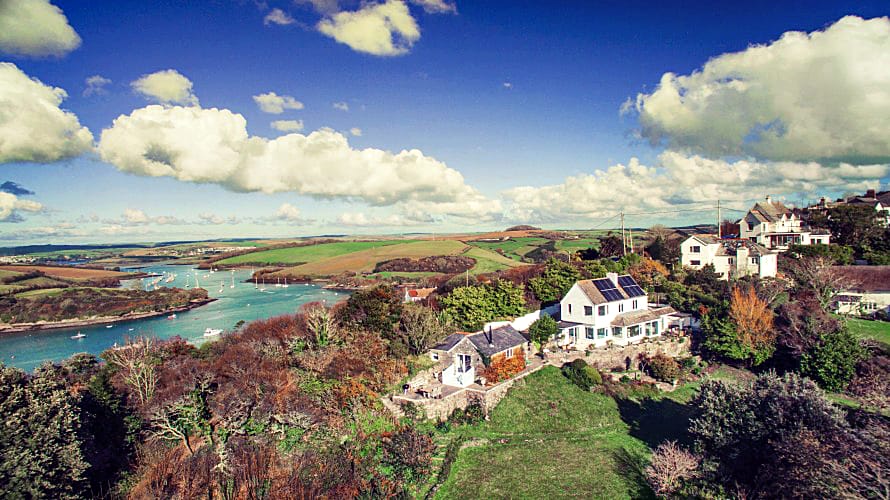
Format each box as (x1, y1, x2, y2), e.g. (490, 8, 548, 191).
(505, 348, 514, 359)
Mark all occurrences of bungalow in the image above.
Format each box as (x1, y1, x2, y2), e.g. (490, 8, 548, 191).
(403, 287, 435, 303)
(831, 266, 890, 316)
(680, 235, 777, 280)
(739, 195, 830, 250)
(429, 325, 528, 387)
(555, 273, 675, 350)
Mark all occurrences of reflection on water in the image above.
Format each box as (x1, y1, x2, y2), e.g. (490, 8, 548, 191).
(0, 264, 347, 371)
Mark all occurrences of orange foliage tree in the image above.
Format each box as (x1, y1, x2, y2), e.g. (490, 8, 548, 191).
(729, 286, 776, 357)
(629, 257, 669, 289)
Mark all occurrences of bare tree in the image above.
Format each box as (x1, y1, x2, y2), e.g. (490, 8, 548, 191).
(104, 336, 158, 405)
(786, 256, 855, 310)
(398, 303, 450, 355)
(645, 440, 700, 498)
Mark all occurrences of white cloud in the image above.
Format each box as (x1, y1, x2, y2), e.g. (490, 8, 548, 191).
(409, 0, 456, 14)
(131, 69, 198, 106)
(0, 0, 81, 57)
(336, 211, 424, 227)
(271, 119, 305, 132)
(502, 82, 512, 89)
(317, 0, 420, 56)
(349, 127, 362, 137)
(83, 75, 112, 96)
(503, 151, 889, 223)
(296, 0, 340, 15)
(264, 8, 295, 26)
(0, 192, 43, 222)
(333, 101, 349, 111)
(97, 105, 494, 215)
(253, 91, 304, 114)
(275, 203, 305, 222)
(114, 208, 184, 226)
(630, 15, 890, 165)
(0, 63, 93, 163)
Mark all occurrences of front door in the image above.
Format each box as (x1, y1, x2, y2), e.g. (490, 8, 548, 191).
(456, 354, 473, 386)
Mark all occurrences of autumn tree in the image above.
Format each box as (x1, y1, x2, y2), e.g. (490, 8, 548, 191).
(718, 286, 776, 366)
(627, 257, 668, 289)
(645, 440, 699, 498)
(398, 303, 450, 355)
(336, 285, 403, 336)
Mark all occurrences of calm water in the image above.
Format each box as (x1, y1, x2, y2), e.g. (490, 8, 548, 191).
(0, 264, 347, 371)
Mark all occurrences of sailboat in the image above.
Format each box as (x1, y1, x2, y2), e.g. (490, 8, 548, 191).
(259, 278, 266, 292)
(230, 270, 235, 289)
(194, 272, 200, 289)
(283, 276, 289, 288)
(254, 272, 258, 289)
(185, 274, 191, 289)
(71, 331, 86, 340)
(203, 327, 222, 337)
(218, 280, 224, 294)
(275, 276, 281, 288)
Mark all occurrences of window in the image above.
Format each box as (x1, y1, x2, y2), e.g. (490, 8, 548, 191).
(751, 257, 758, 264)
(728, 258, 734, 264)
(690, 245, 700, 253)
(690, 260, 701, 266)
(505, 348, 514, 359)
(652, 321, 659, 336)
(645, 322, 652, 336)
(612, 327, 623, 338)
(585, 327, 594, 339)
(598, 305, 607, 316)
(457, 354, 472, 373)
(431, 352, 439, 361)
(569, 327, 576, 338)
(584, 305, 593, 316)
(618, 303, 624, 312)
(567, 304, 572, 314)
(628, 325, 641, 337)
(597, 328, 607, 339)
(632, 299, 638, 309)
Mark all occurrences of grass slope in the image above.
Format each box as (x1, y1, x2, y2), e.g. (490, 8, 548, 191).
(464, 247, 524, 275)
(216, 240, 412, 266)
(842, 316, 890, 346)
(435, 367, 654, 499)
(280, 240, 467, 276)
(467, 237, 549, 261)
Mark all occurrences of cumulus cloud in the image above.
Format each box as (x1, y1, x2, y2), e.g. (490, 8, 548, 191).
(296, 0, 340, 15)
(317, 0, 420, 56)
(503, 151, 889, 223)
(253, 91, 304, 114)
(131, 69, 198, 106)
(271, 119, 305, 132)
(110, 208, 184, 226)
(0, 181, 35, 196)
(336, 211, 425, 227)
(83, 75, 112, 96)
(0, 0, 81, 57)
(0, 192, 44, 222)
(333, 101, 349, 111)
(349, 127, 362, 137)
(409, 0, 456, 15)
(0, 222, 88, 240)
(198, 212, 239, 225)
(0, 63, 93, 163)
(502, 82, 512, 89)
(275, 203, 306, 222)
(630, 15, 890, 165)
(264, 8, 295, 26)
(97, 105, 495, 216)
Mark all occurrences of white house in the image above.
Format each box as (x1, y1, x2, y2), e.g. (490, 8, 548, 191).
(555, 273, 675, 350)
(831, 266, 890, 316)
(429, 325, 528, 387)
(739, 196, 830, 250)
(680, 235, 778, 280)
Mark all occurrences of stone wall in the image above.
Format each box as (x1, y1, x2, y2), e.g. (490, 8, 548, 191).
(573, 337, 691, 371)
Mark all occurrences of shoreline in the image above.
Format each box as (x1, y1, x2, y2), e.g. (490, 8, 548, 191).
(0, 297, 217, 334)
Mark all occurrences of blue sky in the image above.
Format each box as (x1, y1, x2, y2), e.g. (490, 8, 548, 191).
(1, 0, 889, 244)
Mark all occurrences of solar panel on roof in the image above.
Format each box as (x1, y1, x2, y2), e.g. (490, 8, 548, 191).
(623, 285, 646, 297)
(617, 276, 637, 287)
(593, 279, 613, 291)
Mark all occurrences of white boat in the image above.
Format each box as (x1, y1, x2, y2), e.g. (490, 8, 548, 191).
(105, 325, 113, 329)
(71, 332, 86, 339)
(165, 273, 175, 283)
(168, 313, 177, 320)
(230, 270, 235, 289)
(259, 278, 266, 292)
(128, 328, 134, 331)
(275, 276, 282, 288)
(283, 276, 289, 288)
(203, 328, 222, 337)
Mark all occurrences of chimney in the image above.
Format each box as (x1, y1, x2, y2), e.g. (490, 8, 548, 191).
(765, 195, 772, 204)
(606, 272, 619, 286)
(486, 325, 494, 347)
(867, 189, 876, 199)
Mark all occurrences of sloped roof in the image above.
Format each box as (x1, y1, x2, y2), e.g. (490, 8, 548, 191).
(831, 266, 890, 293)
(431, 333, 468, 352)
(611, 306, 676, 327)
(407, 287, 436, 299)
(749, 200, 793, 222)
(467, 325, 527, 357)
(574, 275, 642, 305)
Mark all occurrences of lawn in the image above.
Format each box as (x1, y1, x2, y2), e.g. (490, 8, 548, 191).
(215, 240, 413, 266)
(840, 316, 890, 346)
(554, 238, 601, 254)
(434, 367, 656, 499)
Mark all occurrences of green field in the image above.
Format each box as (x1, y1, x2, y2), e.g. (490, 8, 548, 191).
(15, 287, 67, 298)
(554, 238, 601, 254)
(434, 367, 660, 499)
(467, 237, 549, 261)
(370, 271, 441, 279)
(463, 246, 524, 274)
(842, 316, 890, 345)
(216, 240, 413, 266)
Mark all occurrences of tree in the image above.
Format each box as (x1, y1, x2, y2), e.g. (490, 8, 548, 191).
(785, 256, 853, 310)
(811, 204, 883, 248)
(528, 258, 581, 302)
(103, 337, 159, 406)
(644, 441, 699, 498)
(0, 365, 90, 499)
(627, 257, 668, 289)
(300, 301, 339, 349)
(597, 233, 625, 258)
(562, 359, 601, 390)
(336, 285, 402, 336)
(799, 329, 865, 391)
(398, 303, 450, 355)
(727, 286, 776, 365)
(439, 280, 526, 331)
(786, 243, 854, 265)
(528, 314, 558, 346)
(647, 353, 680, 383)
(150, 381, 212, 455)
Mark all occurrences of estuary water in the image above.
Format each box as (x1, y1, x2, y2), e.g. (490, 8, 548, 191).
(0, 264, 347, 371)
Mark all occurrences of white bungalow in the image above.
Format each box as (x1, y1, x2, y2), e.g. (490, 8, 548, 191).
(555, 273, 675, 350)
(680, 235, 778, 281)
(428, 325, 528, 387)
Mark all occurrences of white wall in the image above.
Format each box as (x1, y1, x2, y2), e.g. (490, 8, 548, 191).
(834, 291, 890, 315)
(558, 282, 661, 350)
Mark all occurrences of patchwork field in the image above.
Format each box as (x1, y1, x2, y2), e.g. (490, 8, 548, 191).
(215, 240, 413, 266)
(0, 265, 131, 281)
(467, 237, 549, 261)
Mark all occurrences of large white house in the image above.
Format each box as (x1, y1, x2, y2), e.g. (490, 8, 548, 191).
(680, 235, 778, 280)
(555, 273, 675, 350)
(739, 196, 830, 250)
(831, 266, 890, 316)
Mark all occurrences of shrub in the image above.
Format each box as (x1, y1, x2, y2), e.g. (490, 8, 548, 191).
(800, 329, 866, 392)
(648, 353, 681, 383)
(528, 315, 558, 346)
(562, 359, 602, 390)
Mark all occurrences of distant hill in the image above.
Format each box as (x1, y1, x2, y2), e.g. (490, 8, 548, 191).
(505, 225, 541, 231)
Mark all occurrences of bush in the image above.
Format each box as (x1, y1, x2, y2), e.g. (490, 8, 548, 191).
(648, 353, 681, 383)
(528, 315, 558, 346)
(448, 400, 485, 425)
(562, 359, 602, 390)
(800, 329, 866, 392)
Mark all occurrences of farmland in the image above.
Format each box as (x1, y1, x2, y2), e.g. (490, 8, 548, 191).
(214, 240, 413, 266)
(0, 265, 133, 281)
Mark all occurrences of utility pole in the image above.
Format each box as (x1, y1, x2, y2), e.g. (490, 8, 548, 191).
(628, 226, 634, 253)
(717, 199, 722, 238)
(620, 212, 627, 256)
